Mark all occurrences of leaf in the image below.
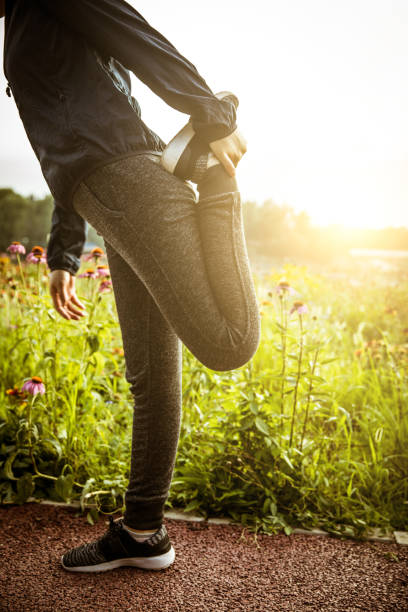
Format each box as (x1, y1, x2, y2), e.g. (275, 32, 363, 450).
(55, 473, 74, 502)
(89, 351, 106, 374)
(347, 474, 354, 497)
(249, 402, 259, 415)
(43, 438, 63, 460)
(87, 507, 100, 525)
(15, 473, 34, 504)
(87, 334, 100, 354)
(183, 499, 201, 513)
(255, 417, 270, 436)
(3, 451, 19, 481)
(282, 453, 295, 471)
(80, 477, 96, 512)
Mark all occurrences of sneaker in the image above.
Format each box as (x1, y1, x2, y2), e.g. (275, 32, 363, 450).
(60, 516, 175, 573)
(160, 91, 239, 182)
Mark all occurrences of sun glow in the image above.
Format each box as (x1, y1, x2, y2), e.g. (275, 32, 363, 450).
(1, 0, 407, 229)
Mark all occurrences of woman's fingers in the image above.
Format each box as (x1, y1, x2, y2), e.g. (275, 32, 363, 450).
(49, 269, 86, 320)
(209, 126, 248, 176)
(51, 290, 71, 320)
(221, 153, 236, 177)
(70, 290, 86, 310)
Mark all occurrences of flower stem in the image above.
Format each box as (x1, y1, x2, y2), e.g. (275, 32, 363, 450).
(16, 253, 27, 293)
(289, 314, 304, 448)
(279, 295, 287, 440)
(300, 346, 319, 451)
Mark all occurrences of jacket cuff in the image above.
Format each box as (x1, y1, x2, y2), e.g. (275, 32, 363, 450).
(47, 254, 81, 276)
(191, 97, 237, 144)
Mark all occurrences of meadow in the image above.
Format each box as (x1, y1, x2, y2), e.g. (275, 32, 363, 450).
(0, 242, 407, 537)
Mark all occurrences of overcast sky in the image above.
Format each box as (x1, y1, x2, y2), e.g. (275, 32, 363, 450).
(1, 0, 408, 228)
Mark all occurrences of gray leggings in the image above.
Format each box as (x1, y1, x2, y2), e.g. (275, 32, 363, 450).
(72, 153, 260, 530)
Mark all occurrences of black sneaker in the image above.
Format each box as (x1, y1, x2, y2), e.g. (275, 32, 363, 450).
(60, 516, 175, 573)
(160, 91, 239, 182)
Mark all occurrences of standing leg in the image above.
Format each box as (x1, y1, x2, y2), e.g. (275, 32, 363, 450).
(103, 240, 182, 531)
(61, 152, 260, 572)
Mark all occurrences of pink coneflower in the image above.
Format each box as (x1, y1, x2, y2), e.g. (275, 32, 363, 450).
(96, 265, 110, 278)
(98, 279, 112, 293)
(21, 376, 46, 396)
(26, 246, 47, 264)
(290, 301, 308, 316)
(84, 247, 105, 262)
(275, 280, 296, 297)
(78, 268, 98, 278)
(7, 241, 26, 255)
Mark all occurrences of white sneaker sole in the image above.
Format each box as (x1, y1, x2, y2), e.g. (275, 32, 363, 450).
(60, 545, 175, 572)
(160, 91, 237, 175)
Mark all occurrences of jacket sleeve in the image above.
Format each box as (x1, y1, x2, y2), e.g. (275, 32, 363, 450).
(37, 0, 237, 144)
(46, 200, 87, 276)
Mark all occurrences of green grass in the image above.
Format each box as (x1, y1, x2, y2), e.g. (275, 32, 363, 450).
(0, 251, 407, 536)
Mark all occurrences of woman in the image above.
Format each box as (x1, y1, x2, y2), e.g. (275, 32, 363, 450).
(2, 0, 260, 573)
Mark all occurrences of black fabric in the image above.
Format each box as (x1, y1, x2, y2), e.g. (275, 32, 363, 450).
(3, 0, 237, 274)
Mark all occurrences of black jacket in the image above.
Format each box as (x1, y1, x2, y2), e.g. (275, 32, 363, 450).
(3, 0, 237, 275)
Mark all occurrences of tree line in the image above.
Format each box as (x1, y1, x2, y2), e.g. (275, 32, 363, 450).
(1, 188, 407, 264)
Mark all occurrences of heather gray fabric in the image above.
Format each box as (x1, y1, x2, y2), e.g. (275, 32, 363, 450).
(72, 154, 260, 530)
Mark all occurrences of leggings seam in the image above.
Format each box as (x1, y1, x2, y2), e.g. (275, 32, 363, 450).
(230, 192, 251, 344)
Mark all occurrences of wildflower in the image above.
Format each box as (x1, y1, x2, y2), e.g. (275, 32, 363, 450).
(0, 255, 10, 267)
(78, 268, 98, 279)
(26, 246, 47, 264)
(7, 241, 26, 255)
(98, 279, 112, 293)
(96, 265, 110, 278)
(21, 376, 46, 396)
(84, 247, 105, 262)
(6, 385, 27, 398)
(354, 349, 363, 358)
(112, 347, 124, 356)
(290, 301, 308, 316)
(6, 276, 17, 290)
(275, 280, 295, 297)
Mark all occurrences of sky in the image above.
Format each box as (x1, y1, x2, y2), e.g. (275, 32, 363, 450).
(1, 0, 408, 229)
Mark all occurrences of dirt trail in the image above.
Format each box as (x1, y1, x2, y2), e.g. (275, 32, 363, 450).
(0, 503, 407, 612)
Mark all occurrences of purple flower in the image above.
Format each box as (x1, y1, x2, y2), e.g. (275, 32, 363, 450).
(7, 241, 26, 255)
(96, 265, 110, 278)
(98, 279, 112, 293)
(78, 268, 98, 279)
(26, 246, 47, 264)
(290, 301, 309, 316)
(275, 280, 296, 297)
(22, 376, 46, 396)
(83, 247, 104, 262)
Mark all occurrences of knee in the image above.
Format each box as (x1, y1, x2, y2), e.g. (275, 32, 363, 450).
(199, 319, 261, 372)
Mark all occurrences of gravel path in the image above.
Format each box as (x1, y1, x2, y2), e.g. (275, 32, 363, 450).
(0, 503, 407, 612)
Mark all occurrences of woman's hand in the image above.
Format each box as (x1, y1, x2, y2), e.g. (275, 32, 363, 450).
(209, 127, 247, 178)
(49, 270, 86, 320)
